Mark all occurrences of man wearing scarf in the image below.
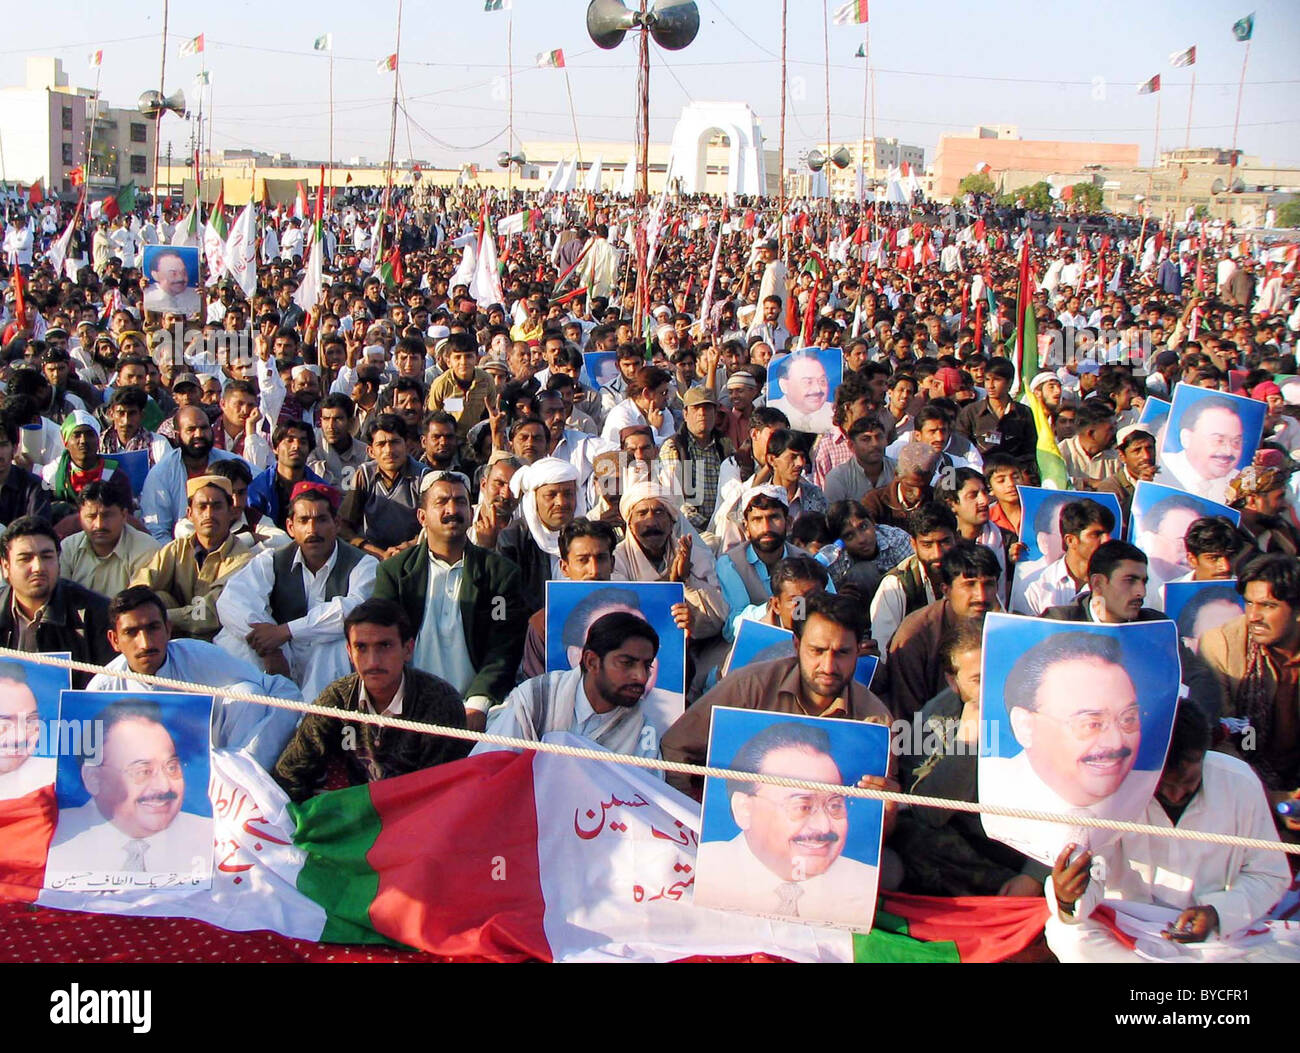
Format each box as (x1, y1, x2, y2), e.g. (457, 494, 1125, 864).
(612, 480, 726, 645)
(496, 457, 579, 614)
(41, 410, 133, 526)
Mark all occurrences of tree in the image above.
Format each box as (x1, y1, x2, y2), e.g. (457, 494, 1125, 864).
(1276, 198, 1300, 229)
(1069, 182, 1104, 212)
(957, 172, 995, 197)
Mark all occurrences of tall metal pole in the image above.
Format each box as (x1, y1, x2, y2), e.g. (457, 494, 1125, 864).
(636, 0, 650, 203)
(1184, 64, 1196, 150)
(778, 0, 787, 219)
(859, 31, 868, 207)
(506, 7, 514, 203)
(384, 0, 404, 213)
(563, 66, 584, 168)
(1229, 40, 1251, 180)
(152, 0, 169, 213)
(823, 0, 831, 208)
(328, 46, 334, 199)
(84, 62, 103, 179)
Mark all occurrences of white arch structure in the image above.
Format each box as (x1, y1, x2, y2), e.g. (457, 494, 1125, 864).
(665, 102, 766, 197)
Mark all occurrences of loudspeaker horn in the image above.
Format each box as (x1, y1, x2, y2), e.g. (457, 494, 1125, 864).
(586, 0, 637, 49)
(1230, 178, 1246, 193)
(497, 151, 527, 168)
(1210, 177, 1226, 194)
(829, 146, 852, 169)
(806, 149, 826, 172)
(137, 89, 188, 119)
(646, 0, 700, 51)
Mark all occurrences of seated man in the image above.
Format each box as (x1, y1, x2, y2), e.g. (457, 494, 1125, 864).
(477, 611, 662, 760)
(1047, 701, 1291, 962)
(886, 541, 1000, 720)
(716, 486, 812, 643)
(868, 503, 958, 654)
(823, 500, 912, 598)
(338, 413, 427, 561)
(308, 392, 370, 490)
(40, 410, 134, 528)
(59, 481, 160, 599)
(246, 420, 326, 531)
(893, 621, 1049, 897)
(273, 598, 469, 802)
(139, 406, 244, 542)
(216, 482, 378, 701)
(88, 586, 302, 770)
(129, 475, 254, 641)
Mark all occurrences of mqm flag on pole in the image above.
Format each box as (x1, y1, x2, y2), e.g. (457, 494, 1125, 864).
(179, 34, 204, 58)
(172, 200, 199, 247)
(1010, 246, 1068, 487)
(294, 167, 326, 315)
(88, 49, 103, 67)
(48, 203, 80, 278)
(224, 199, 258, 298)
(203, 188, 228, 283)
(1232, 13, 1254, 41)
(484, 0, 512, 10)
(1169, 45, 1196, 68)
(536, 49, 565, 68)
(854, 43, 866, 58)
(293, 182, 309, 220)
(376, 53, 397, 74)
(12, 743, 1046, 962)
(1137, 74, 1161, 94)
(313, 33, 333, 52)
(832, 0, 869, 25)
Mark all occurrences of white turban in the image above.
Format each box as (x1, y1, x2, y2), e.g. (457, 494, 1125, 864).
(618, 479, 681, 526)
(511, 457, 580, 557)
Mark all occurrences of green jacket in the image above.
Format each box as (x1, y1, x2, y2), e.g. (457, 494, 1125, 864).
(373, 540, 529, 707)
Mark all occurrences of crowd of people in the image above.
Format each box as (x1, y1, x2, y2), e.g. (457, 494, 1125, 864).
(1, 179, 1298, 960)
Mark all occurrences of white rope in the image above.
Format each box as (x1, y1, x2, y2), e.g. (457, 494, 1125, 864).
(25, 647, 1300, 856)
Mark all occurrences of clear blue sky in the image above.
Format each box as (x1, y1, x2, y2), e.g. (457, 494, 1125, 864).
(4, 0, 1298, 171)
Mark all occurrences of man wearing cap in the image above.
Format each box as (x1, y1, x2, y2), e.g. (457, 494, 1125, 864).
(496, 457, 580, 615)
(716, 485, 814, 642)
(140, 406, 245, 543)
(1093, 424, 1159, 536)
(217, 482, 377, 700)
(861, 441, 938, 532)
(40, 410, 134, 526)
(613, 480, 727, 645)
(246, 420, 327, 532)
(276, 364, 323, 429)
(1227, 464, 1300, 556)
(130, 474, 254, 641)
(657, 387, 733, 533)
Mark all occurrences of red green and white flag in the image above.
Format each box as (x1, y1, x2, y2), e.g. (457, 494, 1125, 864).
(293, 182, 309, 220)
(294, 167, 326, 314)
(1169, 45, 1196, 68)
(88, 49, 103, 67)
(172, 200, 200, 247)
(1232, 13, 1254, 42)
(497, 209, 540, 237)
(377, 53, 397, 74)
(832, 0, 869, 25)
(536, 49, 565, 68)
(203, 187, 228, 281)
(224, 199, 258, 298)
(1010, 243, 1068, 487)
(484, 0, 511, 10)
(179, 34, 204, 58)
(8, 745, 1047, 962)
(99, 181, 136, 221)
(1137, 74, 1161, 94)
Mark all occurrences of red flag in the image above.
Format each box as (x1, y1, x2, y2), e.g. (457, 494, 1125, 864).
(11, 266, 28, 330)
(742, 209, 755, 230)
(973, 218, 985, 241)
(800, 284, 817, 346)
(385, 244, 404, 286)
(27, 180, 43, 206)
(68, 167, 85, 188)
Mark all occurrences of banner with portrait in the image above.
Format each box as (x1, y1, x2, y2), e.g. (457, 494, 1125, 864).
(978, 614, 1181, 866)
(544, 580, 687, 744)
(44, 691, 215, 893)
(764, 349, 842, 434)
(695, 706, 889, 931)
(141, 244, 201, 318)
(581, 351, 619, 392)
(723, 619, 879, 690)
(1009, 486, 1123, 612)
(1154, 384, 1266, 504)
(1128, 480, 1240, 592)
(1163, 579, 1244, 655)
(0, 654, 70, 802)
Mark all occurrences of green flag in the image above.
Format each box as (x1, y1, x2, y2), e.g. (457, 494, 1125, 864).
(1016, 297, 1069, 488)
(1232, 13, 1254, 41)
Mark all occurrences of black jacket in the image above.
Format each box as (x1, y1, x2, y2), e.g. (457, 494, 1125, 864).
(0, 579, 114, 687)
(494, 519, 552, 616)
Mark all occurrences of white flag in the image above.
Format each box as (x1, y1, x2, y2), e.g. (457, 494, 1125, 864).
(583, 155, 604, 193)
(224, 202, 258, 297)
(203, 214, 227, 284)
(470, 224, 504, 306)
(293, 235, 324, 316)
(46, 209, 79, 276)
(172, 202, 199, 247)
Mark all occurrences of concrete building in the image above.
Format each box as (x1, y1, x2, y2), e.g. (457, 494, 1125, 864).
(0, 57, 154, 195)
(931, 124, 1139, 199)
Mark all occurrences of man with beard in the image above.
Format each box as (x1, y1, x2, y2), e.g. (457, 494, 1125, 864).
(247, 421, 326, 531)
(479, 611, 663, 759)
(276, 364, 323, 429)
(612, 480, 726, 645)
(374, 472, 529, 732)
(140, 406, 244, 543)
(496, 457, 579, 615)
(1093, 424, 1158, 537)
(131, 475, 254, 641)
(308, 393, 369, 491)
(217, 483, 377, 701)
(885, 542, 1001, 719)
(717, 486, 813, 643)
(468, 454, 521, 550)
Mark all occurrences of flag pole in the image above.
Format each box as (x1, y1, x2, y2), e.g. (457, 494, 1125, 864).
(822, 0, 831, 214)
(563, 64, 584, 170)
(328, 43, 335, 200)
(383, 0, 404, 216)
(195, 51, 205, 203)
(84, 60, 103, 182)
(778, 0, 787, 221)
(1229, 39, 1251, 183)
(506, 6, 514, 204)
(152, 0, 170, 217)
(1184, 62, 1196, 150)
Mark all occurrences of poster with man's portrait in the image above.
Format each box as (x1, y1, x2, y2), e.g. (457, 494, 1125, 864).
(582, 351, 619, 392)
(141, 244, 201, 318)
(1009, 487, 1122, 611)
(695, 707, 889, 931)
(978, 614, 1181, 866)
(1155, 384, 1266, 504)
(545, 581, 686, 743)
(724, 619, 879, 690)
(1138, 397, 1170, 452)
(1164, 580, 1244, 655)
(765, 349, 842, 434)
(1128, 480, 1240, 590)
(44, 691, 215, 893)
(0, 654, 70, 802)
